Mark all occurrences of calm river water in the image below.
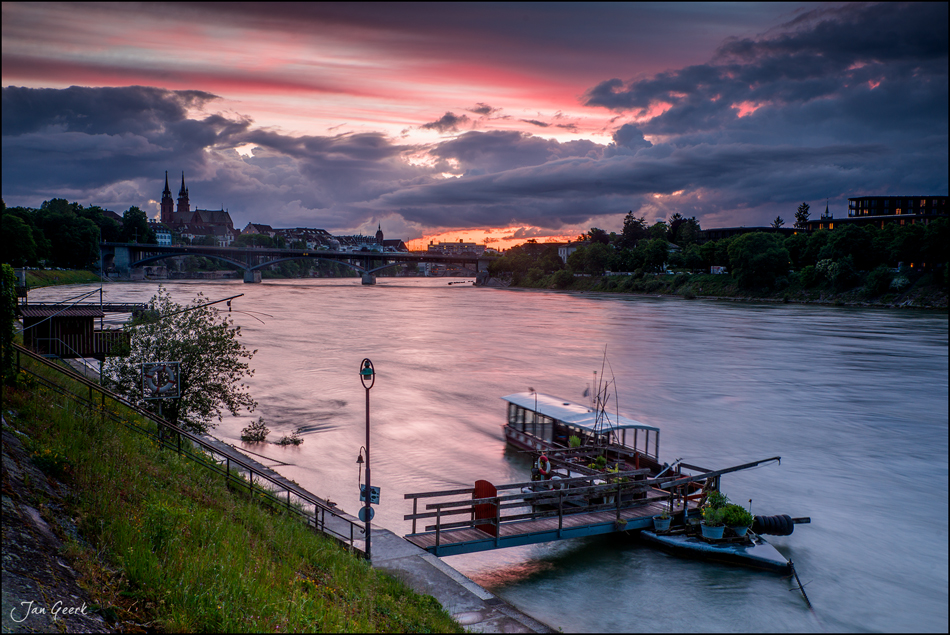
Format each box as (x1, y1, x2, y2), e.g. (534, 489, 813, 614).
(33, 278, 948, 632)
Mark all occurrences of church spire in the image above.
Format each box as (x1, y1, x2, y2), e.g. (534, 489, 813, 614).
(160, 170, 175, 224)
(176, 171, 190, 214)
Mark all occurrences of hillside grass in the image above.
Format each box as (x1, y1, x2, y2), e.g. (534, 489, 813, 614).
(23, 269, 103, 288)
(3, 363, 461, 633)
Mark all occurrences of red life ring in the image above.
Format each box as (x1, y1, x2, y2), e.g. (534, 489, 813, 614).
(537, 455, 551, 476)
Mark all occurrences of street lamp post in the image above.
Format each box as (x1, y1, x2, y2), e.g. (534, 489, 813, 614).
(359, 358, 375, 561)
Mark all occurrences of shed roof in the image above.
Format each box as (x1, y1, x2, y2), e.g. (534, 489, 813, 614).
(19, 306, 104, 318)
(502, 392, 659, 433)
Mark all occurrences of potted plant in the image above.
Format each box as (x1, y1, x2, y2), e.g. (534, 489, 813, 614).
(653, 508, 671, 532)
(701, 506, 725, 539)
(722, 503, 754, 537)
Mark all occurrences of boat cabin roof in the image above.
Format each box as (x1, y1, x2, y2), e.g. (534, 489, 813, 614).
(502, 392, 659, 434)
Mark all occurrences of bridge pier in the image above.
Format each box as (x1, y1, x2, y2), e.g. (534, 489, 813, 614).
(243, 270, 262, 283)
(361, 273, 376, 285)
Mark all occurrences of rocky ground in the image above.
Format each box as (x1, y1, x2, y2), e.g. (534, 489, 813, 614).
(1, 418, 123, 633)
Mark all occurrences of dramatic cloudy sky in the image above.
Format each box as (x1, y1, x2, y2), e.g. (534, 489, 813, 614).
(2, 2, 947, 248)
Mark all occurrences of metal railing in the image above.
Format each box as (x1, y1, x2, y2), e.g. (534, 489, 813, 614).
(13, 343, 366, 557)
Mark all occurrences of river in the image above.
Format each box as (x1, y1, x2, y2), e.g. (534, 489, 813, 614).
(30, 278, 948, 632)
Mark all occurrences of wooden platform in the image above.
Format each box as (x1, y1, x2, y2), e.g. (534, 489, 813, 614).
(406, 498, 699, 556)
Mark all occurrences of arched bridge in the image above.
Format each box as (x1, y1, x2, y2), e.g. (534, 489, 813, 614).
(100, 242, 494, 284)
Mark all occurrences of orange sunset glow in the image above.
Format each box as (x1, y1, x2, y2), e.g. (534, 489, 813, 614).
(3, 3, 946, 246)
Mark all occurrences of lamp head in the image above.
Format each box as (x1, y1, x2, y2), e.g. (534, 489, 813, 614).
(360, 358, 375, 389)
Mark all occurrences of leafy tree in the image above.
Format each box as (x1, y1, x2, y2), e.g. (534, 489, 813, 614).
(586, 228, 610, 245)
(922, 218, 948, 266)
(193, 235, 218, 246)
(1, 213, 37, 266)
(889, 224, 926, 267)
(552, 269, 574, 288)
(103, 287, 258, 434)
(620, 211, 649, 248)
(121, 206, 155, 244)
(640, 238, 669, 272)
(784, 232, 809, 269)
(49, 215, 100, 269)
(794, 202, 810, 229)
(567, 242, 610, 275)
(803, 230, 830, 267)
(864, 265, 893, 296)
(668, 213, 701, 245)
(1, 264, 17, 383)
(771, 216, 785, 229)
(234, 233, 276, 248)
(820, 225, 875, 270)
(727, 232, 791, 289)
(648, 221, 669, 240)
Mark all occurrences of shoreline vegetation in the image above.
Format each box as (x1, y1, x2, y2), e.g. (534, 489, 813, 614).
(2, 357, 461, 633)
(484, 217, 948, 310)
(485, 268, 948, 309)
(24, 266, 947, 310)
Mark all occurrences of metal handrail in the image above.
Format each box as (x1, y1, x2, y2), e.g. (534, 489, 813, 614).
(13, 343, 366, 556)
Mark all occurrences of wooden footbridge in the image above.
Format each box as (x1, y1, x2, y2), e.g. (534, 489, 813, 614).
(404, 458, 779, 556)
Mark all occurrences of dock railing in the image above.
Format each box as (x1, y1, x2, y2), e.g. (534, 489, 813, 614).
(405, 456, 781, 551)
(12, 343, 366, 557)
(406, 469, 688, 546)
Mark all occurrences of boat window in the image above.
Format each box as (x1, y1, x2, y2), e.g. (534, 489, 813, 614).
(540, 415, 554, 442)
(508, 402, 517, 425)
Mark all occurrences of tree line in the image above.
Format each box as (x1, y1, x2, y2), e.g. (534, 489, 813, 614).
(2, 198, 156, 269)
(489, 209, 948, 292)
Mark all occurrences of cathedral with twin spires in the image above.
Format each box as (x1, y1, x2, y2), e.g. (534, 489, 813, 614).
(159, 171, 236, 244)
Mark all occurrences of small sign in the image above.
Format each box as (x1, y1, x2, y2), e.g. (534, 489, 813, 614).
(360, 485, 380, 504)
(142, 362, 181, 399)
(358, 506, 375, 522)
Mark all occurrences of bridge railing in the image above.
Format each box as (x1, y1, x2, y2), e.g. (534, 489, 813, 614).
(13, 343, 366, 557)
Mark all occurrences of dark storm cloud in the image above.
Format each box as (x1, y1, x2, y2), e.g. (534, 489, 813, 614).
(584, 3, 948, 137)
(3, 4, 946, 236)
(467, 103, 499, 116)
(420, 112, 471, 133)
(428, 130, 602, 177)
(1, 85, 425, 228)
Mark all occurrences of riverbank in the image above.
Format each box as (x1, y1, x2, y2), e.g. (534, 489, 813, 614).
(21, 269, 103, 288)
(489, 269, 948, 309)
(1, 370, 463, 633)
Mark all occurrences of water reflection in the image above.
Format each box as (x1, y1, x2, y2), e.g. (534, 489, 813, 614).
(28, 279, 948, 632)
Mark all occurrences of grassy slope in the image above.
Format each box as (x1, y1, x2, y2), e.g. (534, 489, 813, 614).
(3, 369, 460, 633)
(24, 269, 103, 288)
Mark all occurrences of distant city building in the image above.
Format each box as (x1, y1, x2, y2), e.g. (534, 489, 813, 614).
(337, 224, 408, 252)
(427, 239, 486, 257)
(272, 227, 334, 249)
(148, 220, 173, 246)
(555, 240, 587, 264)
(159, 172, 236, 246)
(242, 223, 276, 238)
(804, 196, 948, 231)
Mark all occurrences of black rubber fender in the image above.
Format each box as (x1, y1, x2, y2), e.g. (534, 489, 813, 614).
(753, 514, 795, 535)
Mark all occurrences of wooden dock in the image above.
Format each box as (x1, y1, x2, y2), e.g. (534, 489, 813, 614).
(404, 470, 702, 556)
(404, 457, 780, 556)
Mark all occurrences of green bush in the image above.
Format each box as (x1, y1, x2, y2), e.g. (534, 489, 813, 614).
(864, 265, 893, 297)
(552, 269, 574, 289)
(722, 503, 753, 527)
